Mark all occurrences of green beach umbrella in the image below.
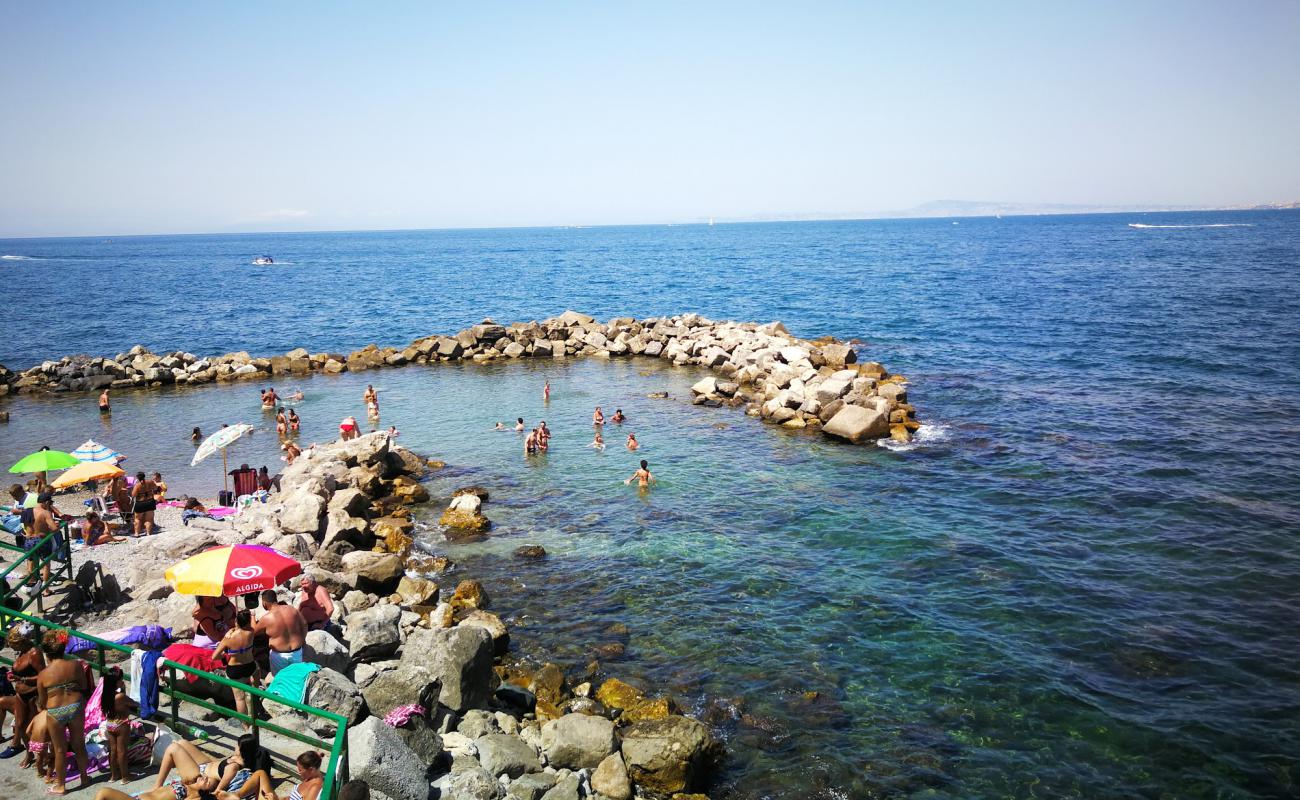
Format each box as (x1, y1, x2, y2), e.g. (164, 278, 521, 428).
(9, 449, 81, 474)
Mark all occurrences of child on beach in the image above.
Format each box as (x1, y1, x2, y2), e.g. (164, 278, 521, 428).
(25, 710, 53, 784)
(100, 667, 133, 784)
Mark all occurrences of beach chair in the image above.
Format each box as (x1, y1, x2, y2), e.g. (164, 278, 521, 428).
(232, 468, 259, 498)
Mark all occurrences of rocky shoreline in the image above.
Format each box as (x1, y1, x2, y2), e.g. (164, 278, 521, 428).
(0, 311, 920, 445)
(78, 431, 720, 800)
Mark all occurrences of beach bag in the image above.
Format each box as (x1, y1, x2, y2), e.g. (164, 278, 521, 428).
(218, 490, 234, 506)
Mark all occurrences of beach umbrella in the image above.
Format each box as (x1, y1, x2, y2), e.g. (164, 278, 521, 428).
(9, 449, 81, 474)
(191, 423, 254, 492)
(71, 439, 125, 464)
(164, 544, 302, 597)
(51, 460, 125, 489)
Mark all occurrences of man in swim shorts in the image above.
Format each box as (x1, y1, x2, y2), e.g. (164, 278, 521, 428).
(624, 459, 655, 488)
(255, 589, 307, 675)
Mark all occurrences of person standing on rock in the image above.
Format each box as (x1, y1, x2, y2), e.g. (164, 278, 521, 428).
(624, 459, 655, 488)
(97, 389, 110, 415)
(254, 590, 307, 675)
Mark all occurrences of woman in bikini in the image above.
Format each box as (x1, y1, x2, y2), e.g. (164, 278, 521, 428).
(192, 596, 236, 649)
(143, 733, 267, 800)
(275, 409, 288, 436)
(227, 750, 325, 800)
(287, 409, 300, 433)
(131, 471, 158, 537)
(0, 624, 46, 761)
(213, 610, 257, 729)
(593, 406, 605, 427)
(153, 472, 168, 504)
(36, 629, 90, 795)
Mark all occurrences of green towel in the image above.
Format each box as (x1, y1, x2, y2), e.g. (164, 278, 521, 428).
(266, 661, 320, 705)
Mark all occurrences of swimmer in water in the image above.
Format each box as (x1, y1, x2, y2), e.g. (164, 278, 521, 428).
(611, 408, 626, 424)
(538, 421, 551, 450)
(515, 417, 525, 433)
(624, 459, 655, 488)
(543, 381, 550, 402)
(386, 426, 400, 438)
(363, 384, 377, 406)
(593, 406, 605, 427)
(493, 422, 506, 431)
(288, 408, 300, 432)
(191, 427, 202, 442)
(626, 433, 638, 451)
(288, 389, 304, 401)
(524, 428, 540, 455)
(276, 408, 288, 435)
(588, 432, 605, 452)
(366, 399, 380, 419)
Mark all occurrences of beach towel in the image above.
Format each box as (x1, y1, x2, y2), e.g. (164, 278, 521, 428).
(138, 649, 161, 720)
(266, 662, 319, 705)
(0, 513, 21, 535)
(127, 649, 145, 702)
(69, 624, 171, 655)
(182, 510, 215, 526)
(162, 643, 224, 682)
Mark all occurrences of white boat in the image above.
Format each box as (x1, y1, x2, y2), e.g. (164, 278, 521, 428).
(252, 255, 274, 265)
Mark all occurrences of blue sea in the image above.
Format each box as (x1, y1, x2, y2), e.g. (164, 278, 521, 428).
(2, 212, 1299, 798)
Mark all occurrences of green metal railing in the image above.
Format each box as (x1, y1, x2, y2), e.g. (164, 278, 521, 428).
(0, 520, 75, 615)
(0, 541, 350, 798)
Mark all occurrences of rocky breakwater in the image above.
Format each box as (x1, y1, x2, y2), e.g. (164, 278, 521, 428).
(0, 310, 918, 443)
(88, 431, 723, 800)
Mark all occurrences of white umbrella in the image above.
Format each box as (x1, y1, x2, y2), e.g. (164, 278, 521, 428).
(191, 424, 255, 492)
(71, 439, 124, 463)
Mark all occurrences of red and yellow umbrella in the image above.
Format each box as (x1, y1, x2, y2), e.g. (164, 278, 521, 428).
(165, 544, 302, 596)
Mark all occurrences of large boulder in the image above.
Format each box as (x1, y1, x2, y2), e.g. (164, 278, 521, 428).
(821, 405, 889, 443)
(540, 713, 617, 770)
(341, 551, 404, 595)
(820, 343, 856, 367)
(346, 604, 403, 662)
(445, 767, 503, 800)
(458, 610, 508, 655)
(304, 629, 349, 673)
(475, 733, 542, 779)
(347, 716, 431, 800)
(398, 626, 495, 711)
(303, 668, 367, 734)
(279, 490, 326, 536)
(620, 715, 722, 796)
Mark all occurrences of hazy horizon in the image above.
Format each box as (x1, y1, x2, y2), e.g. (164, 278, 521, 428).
(3, 1, 1298, 238)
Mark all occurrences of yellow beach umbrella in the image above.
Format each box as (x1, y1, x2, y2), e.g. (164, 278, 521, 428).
(51, 460, 125, 489)
(165, 544, 302, 597)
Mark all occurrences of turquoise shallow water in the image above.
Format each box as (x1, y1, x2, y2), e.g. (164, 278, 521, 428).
(3, 213, 1300, 798)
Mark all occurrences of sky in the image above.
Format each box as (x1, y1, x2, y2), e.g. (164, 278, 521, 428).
(1, 1, 1298, 237)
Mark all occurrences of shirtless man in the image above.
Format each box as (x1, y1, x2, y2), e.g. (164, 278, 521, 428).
(626, 433, 639, 451)
(30, 493, 69, 588)
(295, 575, 335, 632)
(254, 590, 307, 675)
(524, 428, 539, 456)
(98, 389, 111, 414)
(611, 409, 626, 423)
(624, 460, 655, 488)
(261, 388, 279, 409)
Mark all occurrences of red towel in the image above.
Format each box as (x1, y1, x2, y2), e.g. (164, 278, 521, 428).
(162, 643, 225, 683)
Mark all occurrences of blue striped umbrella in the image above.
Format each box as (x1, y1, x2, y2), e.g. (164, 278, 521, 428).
(71, 439, 124, 463)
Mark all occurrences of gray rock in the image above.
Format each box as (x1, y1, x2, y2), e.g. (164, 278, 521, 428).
(813, 378, 850, 404)
(540, 713, 617, 770)
(304, 629, 349, 674)
(591, 752, 632, 800)
(304, 668, 367, 734)
(280, 489, 326, 536)
(446, 766, 503, 800)
(347, 716, 431, 800)
(506, 772, 558, 800)
(475, 733, 541, 778)
(690, 376, 718, 395)
(403, 626, 495, 711)
(822, 404, 889, 443)
(346, 603, 403, 662)
(457, 709, 500, 739)
(392, 715, 445, 775)
(538, 772, 581, 800)
(342, 550, 404, 595)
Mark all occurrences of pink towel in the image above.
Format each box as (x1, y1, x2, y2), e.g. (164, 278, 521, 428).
(207, 507, 237, 517)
